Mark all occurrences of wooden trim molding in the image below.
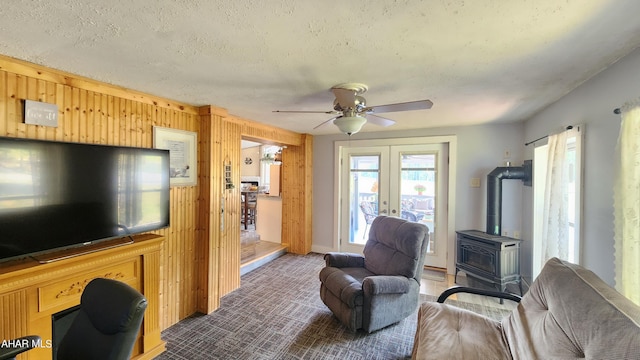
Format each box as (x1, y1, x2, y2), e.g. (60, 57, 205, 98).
(226, 114, 306, 147)
(0, 54, 199, 115)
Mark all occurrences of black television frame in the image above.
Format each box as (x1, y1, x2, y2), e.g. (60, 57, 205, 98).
(0, 137, 170, 264)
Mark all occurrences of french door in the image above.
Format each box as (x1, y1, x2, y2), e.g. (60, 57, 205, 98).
(339, 143, 448, 268)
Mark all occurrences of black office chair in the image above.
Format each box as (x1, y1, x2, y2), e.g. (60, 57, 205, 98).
(0, 335, 41, 360)
(56, 278, 147, 360)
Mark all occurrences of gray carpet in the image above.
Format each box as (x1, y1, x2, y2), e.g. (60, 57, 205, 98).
(157, 253, 513, 360)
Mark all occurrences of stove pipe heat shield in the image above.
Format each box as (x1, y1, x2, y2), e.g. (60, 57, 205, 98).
(486, 162, 531, 235)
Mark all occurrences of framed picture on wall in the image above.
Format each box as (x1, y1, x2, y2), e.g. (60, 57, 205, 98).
(153, 126, 197, 186)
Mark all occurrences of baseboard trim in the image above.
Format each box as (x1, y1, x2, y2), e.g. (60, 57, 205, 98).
(311, 244, 334, 254)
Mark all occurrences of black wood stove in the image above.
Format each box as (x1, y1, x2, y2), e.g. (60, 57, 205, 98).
(455, 230, 522, 295)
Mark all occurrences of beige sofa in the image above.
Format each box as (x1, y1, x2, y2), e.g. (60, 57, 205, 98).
(412, 257, 640, 359)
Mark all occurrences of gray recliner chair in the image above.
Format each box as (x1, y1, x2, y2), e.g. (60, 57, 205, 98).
(56, 278, 147, 360)
(319, 215, 429, 333)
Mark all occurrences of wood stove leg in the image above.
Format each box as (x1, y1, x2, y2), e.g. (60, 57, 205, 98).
(498, 283, 505, 305)
(518, 279, 523, 296)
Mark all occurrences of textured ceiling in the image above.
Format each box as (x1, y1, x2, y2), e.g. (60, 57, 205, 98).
(1, 0, 640, 135)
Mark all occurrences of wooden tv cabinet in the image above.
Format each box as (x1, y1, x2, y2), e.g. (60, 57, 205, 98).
(0, 234, 165, 360)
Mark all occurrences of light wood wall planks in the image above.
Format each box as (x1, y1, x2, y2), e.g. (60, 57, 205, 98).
(218, 120, 243, 297)
(0, 56, 201, 331)
(196, 107, 220, 313)
(282, 134, 314, 254)
(0, 55, 313, 333)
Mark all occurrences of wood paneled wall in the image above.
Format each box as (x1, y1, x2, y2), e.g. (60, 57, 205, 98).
(196, 107, 244, 314)
(0, 55, 202, 331)
(0, 55, 313, 333)
(195, 107, 219, 313)
(282, 134, 314, 254)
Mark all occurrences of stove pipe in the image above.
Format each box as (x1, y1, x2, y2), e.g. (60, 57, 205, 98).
(486, 164, 530, 235)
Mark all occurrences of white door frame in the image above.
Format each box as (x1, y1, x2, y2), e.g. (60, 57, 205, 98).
(332, 136, 458, 272)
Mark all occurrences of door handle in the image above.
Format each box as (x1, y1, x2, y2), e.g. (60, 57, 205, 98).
(391, 209, 397, 214)
(379, 200, 388, 214)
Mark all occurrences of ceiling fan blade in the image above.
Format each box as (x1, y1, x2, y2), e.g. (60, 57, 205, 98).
(365, 99, 433, 114)
(313, 116, 340, 129)
(332, 88, 358, 109)
(366, 114, 396, 127)
(273, 110, 339, 114)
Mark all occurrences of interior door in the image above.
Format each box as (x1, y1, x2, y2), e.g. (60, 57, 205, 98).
(339, 143, 449, 268)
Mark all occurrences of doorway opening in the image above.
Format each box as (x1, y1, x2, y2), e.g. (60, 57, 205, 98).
(240, 139, 287, 272)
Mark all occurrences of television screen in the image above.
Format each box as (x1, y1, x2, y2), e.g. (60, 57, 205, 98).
(0, 137, 170, 263)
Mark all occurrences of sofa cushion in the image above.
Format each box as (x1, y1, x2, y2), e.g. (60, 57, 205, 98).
(411, 302, 510, 360)
(363, 216, 428, 279)
(502, 257, 640, 360)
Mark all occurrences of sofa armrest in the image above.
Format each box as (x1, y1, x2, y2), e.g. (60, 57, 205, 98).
(324, 252, 365, 268)
(363, 275, 412, 295)
(437, 286, 522, 303)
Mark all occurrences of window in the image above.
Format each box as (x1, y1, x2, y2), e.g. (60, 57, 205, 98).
(259, 145, 281, 189)
(532, 126, 583, 278)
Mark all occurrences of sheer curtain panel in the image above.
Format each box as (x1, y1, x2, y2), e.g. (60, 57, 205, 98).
(614, 100, 640, 305)
(541, 131, 570, 267)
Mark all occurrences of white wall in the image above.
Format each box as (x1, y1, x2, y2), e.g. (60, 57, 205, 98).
(312, 47, 640, 284)
(523, 47, 640, 285)
(312, 122, 525, 272)
(241, 146, 261, 176)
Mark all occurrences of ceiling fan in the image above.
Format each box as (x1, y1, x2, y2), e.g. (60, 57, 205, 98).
(273, 83, 433, 135)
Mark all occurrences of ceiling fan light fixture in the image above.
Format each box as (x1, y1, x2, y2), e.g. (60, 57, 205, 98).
(272, 82, 432, 133)
(334, 116, 367, 135)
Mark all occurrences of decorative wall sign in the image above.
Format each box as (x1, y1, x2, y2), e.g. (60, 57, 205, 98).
(24, 100, 58, 127)
(153, 126, 198, 186)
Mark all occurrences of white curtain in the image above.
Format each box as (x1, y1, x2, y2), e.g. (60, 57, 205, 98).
(614, 100, 640, 305)
(541, 131, 570, 266)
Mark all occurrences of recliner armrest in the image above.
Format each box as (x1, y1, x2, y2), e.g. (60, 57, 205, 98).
(363, 275, 412, 295)
(324, 252, 365, 268)
(437, 286, 522, 303)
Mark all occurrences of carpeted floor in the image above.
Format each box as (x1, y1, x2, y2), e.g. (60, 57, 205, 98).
(157, 253, 513, 360)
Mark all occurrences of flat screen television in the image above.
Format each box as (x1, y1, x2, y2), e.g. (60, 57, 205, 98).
(0, 137, 170, 263)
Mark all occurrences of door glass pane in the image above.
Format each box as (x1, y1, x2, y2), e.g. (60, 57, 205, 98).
(350, 155, 379, 244)
(399, 153, 436, 254)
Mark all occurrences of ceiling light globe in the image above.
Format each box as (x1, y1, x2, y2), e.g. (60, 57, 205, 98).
(334, 116, 366, 135)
